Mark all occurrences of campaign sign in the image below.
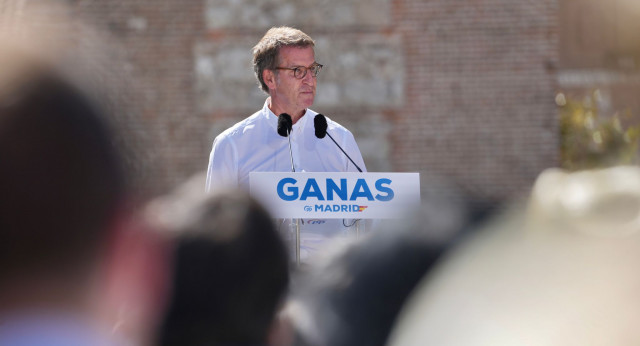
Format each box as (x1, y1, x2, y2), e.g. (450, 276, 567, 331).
(250, 172, 420, 219)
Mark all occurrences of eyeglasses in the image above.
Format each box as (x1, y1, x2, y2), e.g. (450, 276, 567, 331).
(275, 63, 323, 79)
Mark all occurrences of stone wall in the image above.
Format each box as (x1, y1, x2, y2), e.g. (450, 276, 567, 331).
(72, 0, 207, 195)
(27, 0, 561, 203)
(195, 0, 403, 177)
(196, 0, 559, 203)
(394, 0, 559, 202)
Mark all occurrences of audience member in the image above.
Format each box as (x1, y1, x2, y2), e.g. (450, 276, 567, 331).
(147, 176, 289, 346)
(284, 226, 447, 346)
(0, 47, 167, 346)
(388, 166, 640, 346)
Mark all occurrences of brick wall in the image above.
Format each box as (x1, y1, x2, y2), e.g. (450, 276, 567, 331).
(71, 0, 207, 196)
(10, 0, 561, 203)
(189, 0, 404, 192)
(201, 0, 558, 203)
(394, 0, 559, 202)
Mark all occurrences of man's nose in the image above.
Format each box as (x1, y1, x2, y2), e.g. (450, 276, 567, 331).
(302, 70, 315, 84)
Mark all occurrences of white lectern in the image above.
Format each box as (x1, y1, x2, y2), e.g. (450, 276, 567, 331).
(250, 172, 420, 265)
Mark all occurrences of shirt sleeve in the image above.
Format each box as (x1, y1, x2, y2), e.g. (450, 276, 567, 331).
(205, 135, 239, 192)
(342, 130, 367, 173)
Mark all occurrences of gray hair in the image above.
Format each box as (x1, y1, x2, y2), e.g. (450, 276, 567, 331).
(252, 26, 315, 93)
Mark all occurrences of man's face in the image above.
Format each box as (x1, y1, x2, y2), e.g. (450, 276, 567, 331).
(269, 46, 317, 114)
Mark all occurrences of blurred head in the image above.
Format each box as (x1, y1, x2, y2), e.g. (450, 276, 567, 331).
(0, 58, 126, 286)
(287, 230, 446, 346)
(388, 166, 640, 346)
(0, 14, 168, 346)
(148, 179, 289, 345)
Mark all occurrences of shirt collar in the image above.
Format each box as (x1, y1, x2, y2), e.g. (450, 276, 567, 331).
(263, 98, 312, 132)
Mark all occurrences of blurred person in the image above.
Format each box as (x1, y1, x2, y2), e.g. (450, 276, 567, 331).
(0, 51, 167, 346)
(388, 166, 640, 346)
(284, 225, 447, 346)
(147, 175, 289, 346)
(205, 26, 367, 262)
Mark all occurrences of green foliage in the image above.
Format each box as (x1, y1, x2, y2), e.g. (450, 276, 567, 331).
(558, 90, 640, 171)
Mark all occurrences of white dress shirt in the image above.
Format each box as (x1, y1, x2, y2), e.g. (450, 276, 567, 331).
(206, 98, 367, 260)
(206, 98, 365, 191)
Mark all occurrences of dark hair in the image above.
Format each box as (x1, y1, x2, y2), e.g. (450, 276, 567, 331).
(290, 231, 446, 346)
(0, 67, 126, 280)
(157, 190, 289, 345)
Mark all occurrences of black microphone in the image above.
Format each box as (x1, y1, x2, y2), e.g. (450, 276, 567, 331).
(314, 113, 327, 138)
(313, 114, 363, 172)
(277, 113, 295, 172)
(277, 113, 293, 137)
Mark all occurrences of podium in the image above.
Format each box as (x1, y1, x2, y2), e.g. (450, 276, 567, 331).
(250, 172, 421, 264)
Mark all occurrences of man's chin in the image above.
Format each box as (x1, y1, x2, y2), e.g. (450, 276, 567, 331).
(300, 95, 315, 108)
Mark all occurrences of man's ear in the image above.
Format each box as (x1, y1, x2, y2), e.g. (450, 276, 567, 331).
(263, 69, 277, 91)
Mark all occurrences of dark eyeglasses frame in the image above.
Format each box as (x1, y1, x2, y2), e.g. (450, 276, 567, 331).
(275, 63, 323, 79)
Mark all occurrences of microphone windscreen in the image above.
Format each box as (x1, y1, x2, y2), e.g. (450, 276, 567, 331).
(277, 113, 292, 137)
(314, 114, 327, 138)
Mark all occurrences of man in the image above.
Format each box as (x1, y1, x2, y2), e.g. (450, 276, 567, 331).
(206, 26, 367, 261)
(0, 53, 167, 346)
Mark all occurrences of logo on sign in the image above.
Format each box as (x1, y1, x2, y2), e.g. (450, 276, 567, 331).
(304, 204, 369, 213)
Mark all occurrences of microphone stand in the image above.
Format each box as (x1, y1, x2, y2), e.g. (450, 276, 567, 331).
(325, 129, 361, 237)
(315, 114, 364, 239)
(325, 132, 362, 173)
(296, 216, 301, 265)
(286, 128, 301, 266)
(287, 129, 295, 174)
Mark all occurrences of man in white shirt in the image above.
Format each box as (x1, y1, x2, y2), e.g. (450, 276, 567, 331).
(206, 26, 367, 261)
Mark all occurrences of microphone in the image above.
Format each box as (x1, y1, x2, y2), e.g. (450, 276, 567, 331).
(277, 113, 295, 172)
(314, 113, 327, 138)
(277, 113, 292, 137)
(314, 114, 363, 172)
